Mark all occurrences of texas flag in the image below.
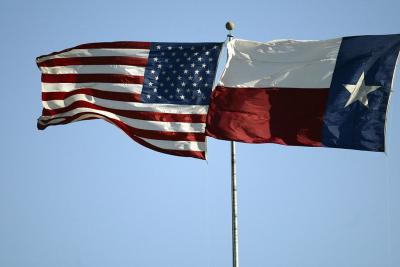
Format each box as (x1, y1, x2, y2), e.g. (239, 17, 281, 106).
(206, 35, 400, 152)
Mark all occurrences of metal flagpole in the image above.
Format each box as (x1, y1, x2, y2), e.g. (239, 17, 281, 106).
(225, 21, 239, 267)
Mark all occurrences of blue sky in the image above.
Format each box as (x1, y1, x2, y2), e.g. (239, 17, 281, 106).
(1, 0, 400, 266)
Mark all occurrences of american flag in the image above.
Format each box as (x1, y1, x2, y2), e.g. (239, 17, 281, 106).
(36, 41, 223, 159)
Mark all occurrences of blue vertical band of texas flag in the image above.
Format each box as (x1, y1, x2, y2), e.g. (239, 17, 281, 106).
(322, 34, 400, 152)
(140, 42, 223, 105)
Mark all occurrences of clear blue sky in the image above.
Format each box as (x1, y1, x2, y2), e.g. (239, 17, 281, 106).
(1, 0, 400, 266)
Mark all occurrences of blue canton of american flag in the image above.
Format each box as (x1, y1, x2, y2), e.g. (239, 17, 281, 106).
(141, 43, 223, 105)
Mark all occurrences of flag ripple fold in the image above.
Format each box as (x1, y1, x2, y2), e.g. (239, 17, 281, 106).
(206, 35, 400, 152)
(37, 41, 223, 159)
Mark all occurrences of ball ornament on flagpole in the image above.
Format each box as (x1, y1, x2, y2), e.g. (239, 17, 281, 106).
(226, 22, 234, 39)
(226, 22, 234, 31)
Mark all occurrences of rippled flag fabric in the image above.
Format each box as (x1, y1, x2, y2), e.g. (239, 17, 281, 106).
(206, 35, 400, 152)
(37, 41, 223, 159)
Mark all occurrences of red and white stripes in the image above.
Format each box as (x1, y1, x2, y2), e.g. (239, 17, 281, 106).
(37, 41, 208, 159)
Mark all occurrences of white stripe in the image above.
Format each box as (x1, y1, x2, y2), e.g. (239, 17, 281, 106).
(37, 48, 150, 63)
(39, 107, 205, 133)
(38, 117, 66, 126)
(218, 38, 342, 89)
(42, 82, 143, 94)
(39, 65, 146, 76)
(42, 94, 208, 114)
(138, 137, 205, 151)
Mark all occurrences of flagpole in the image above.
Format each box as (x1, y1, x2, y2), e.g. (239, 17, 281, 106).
(226, 21, 239, 267)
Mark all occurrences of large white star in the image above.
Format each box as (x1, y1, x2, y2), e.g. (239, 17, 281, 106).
(343, 72, 380, 108)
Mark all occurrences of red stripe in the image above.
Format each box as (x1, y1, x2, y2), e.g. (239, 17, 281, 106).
(38, 110, 205, 143)
(41, 100, 206, 123)
(36, 41, 151, 61)
(206, 86, 330, 147)
(41, 74, 144, 84)
(42, 89, 141, 102)
(38, 57, 148, 68)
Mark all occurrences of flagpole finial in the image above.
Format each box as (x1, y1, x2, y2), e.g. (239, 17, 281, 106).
(226, 22, 234, 38)
(226, 22, 234, 31)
